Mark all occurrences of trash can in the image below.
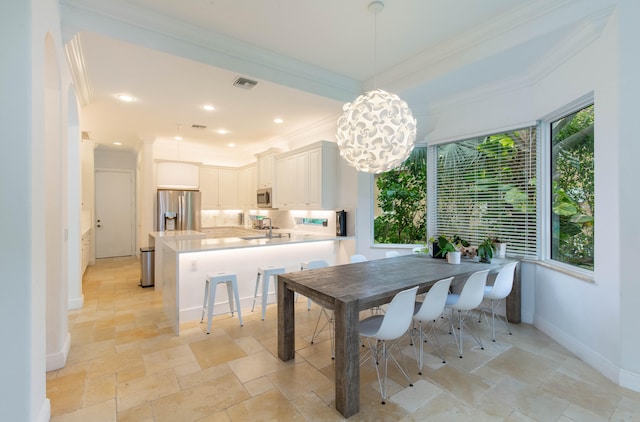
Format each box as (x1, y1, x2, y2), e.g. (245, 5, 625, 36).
(140, 247, 155, 287)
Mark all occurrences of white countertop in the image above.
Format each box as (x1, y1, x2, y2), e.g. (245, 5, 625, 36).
(149, 230, 206, 239)
(165, 233, 351, 253)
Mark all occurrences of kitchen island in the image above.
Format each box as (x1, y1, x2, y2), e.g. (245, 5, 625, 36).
(149, 230, 207, 291)
(162, 232, 353, 334)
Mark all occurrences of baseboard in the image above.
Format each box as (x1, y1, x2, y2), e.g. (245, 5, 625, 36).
(35, 398, 51, 422)
(620, 368, 640, 392)
(68, 294, 84, 310)
(46, 332, 71, 371)
(534, 315, 639, 391)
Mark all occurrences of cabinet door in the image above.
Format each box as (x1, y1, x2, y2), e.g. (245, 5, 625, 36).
(238, 165, 257, 208)
(306, 148, 322, 207)
(200, 167, 219, 209)
(276, 155, 296, 208)
(218, 169, 239, 208)
(295, 152, 310, 207)
(257, 154, 274, 188)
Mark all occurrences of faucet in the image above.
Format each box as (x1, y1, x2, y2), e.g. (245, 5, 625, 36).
(263, 218, 273, 239)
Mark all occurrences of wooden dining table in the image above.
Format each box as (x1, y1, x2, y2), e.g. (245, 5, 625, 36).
(277, 254, 519, 418)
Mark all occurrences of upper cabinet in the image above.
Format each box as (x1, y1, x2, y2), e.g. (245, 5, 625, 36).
(200, 166, 239, 209)
(275, 141, 337, 210)
(256, 149, 279, 188)
(238, 164, 257, 209)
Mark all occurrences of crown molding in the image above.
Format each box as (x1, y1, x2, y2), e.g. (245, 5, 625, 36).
(64, 33, 92, 107)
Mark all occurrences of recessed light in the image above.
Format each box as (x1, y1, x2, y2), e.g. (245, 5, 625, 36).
(228, 143, 236, 148)
(174, 136, 183, 141)
(203, 105, 215, 111)
(113, 141, 122, 146)
(117, 94, 135, 102)
(217, 129, 229, 135)
(274, 118, 284, 124)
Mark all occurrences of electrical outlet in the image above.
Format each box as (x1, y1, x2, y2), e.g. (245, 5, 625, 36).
(190, 260, 197, 272)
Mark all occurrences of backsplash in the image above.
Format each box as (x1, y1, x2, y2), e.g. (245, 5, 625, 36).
(203, 209, 342, 236)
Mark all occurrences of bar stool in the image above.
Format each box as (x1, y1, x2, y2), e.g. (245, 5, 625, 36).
(201, 271, 243, 334)
(251, 265, 286, 320)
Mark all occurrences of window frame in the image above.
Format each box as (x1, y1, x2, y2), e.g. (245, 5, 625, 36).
(540, 93, 595, 275)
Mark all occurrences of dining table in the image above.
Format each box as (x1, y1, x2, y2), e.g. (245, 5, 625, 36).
(277, 253, 519, 418)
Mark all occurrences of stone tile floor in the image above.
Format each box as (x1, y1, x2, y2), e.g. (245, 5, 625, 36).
(47, 257, 640, 421)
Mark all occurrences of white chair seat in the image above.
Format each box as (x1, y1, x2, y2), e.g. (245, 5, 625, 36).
(201, 271, 243, 334)
(251, 265, 286, 321)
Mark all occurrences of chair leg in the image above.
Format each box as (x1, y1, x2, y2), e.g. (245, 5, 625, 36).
(201, 279, 210, 323)
(230, 279, 243, 326)
(260, 274, 271, 321)
(206, 283, 217, 334)
(251, 272, 260, 312)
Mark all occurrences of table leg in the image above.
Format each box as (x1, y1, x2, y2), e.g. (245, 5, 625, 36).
(277, 276, 295, 361)
(334, 297, 359, 418)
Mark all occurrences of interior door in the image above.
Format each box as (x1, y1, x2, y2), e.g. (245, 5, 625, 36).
(95, 169, 135, 258)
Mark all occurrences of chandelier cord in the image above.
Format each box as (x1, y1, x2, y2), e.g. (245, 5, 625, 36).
(373, 7, 378, 90)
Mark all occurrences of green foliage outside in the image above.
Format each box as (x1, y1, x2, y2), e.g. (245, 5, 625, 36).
(551, 104, 594, 270)
(435, 128, 537, 255)
(373, 148, 427, 244)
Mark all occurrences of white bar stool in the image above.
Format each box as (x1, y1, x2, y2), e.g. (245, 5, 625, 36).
(201, 271, 243, 334)
(251, 265, 286, 320)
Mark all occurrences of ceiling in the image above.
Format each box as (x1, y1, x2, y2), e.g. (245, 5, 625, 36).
(60, 0, 614, 164)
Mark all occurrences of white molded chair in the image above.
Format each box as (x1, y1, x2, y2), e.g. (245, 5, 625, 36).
(446, 270, 489, 358)
(411, 277, 453, 371)
(360, 285, 419, 404)
(385, 251, 401, 258)
(479, 262, 517, 341)
(301, 259, 329, 311)
(350, 254, 368, 263)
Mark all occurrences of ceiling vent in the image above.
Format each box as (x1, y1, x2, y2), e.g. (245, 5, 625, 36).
(191, 124, 207, 129)
(233, 77, 258, 90)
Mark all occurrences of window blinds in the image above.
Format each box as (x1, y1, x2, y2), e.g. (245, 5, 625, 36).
(432, 127, 537, 258)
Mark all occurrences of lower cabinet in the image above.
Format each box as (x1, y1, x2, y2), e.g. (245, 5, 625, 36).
(81, 229, 91, 274)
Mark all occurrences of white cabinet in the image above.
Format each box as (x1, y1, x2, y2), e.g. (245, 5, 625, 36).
(200, 167, 239, 209)
(257, 150, 277, 188)
(81, 229, 91, 274)
(275, 141, 337, 209)
(238, 165, 257, 208)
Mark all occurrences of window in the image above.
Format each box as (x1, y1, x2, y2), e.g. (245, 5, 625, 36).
(373, 147, 427, 244)
(550, 104, 594, 270)
(430, 127, 537, 257)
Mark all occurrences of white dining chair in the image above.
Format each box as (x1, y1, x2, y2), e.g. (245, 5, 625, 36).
(411, 277, 453, 371)
(446, 269, 489, 358)
(359, 285, 419, 404)
(385, 251, 401, 258)
(478, 262, 517, 341)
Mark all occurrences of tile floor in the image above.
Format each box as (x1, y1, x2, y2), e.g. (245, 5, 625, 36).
(47, 257, 640, 421)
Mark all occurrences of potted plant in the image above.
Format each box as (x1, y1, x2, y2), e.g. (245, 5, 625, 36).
(434, 235, 461, 264)
(477, 238, 495, 263)
(491, 237, 507, 258)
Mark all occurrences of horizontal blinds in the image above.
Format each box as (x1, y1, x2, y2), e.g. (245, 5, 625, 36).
(435, 127, 537, 257)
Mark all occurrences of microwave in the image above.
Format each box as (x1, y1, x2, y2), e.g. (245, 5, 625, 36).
(257, 188, 272, 208)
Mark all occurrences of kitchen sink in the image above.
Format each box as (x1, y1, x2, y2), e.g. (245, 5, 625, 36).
(241, 233, 291, 240)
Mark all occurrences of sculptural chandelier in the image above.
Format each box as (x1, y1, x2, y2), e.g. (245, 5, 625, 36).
(336, 1, 416, 174)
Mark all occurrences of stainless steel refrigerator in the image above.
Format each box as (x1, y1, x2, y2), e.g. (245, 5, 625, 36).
(156, 190, 201, 231)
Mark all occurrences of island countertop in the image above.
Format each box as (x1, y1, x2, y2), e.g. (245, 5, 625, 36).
(164, 232, 351, 254)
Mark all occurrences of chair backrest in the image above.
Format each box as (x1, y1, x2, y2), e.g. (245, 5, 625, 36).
(350, 254, 368, 263)
(414, 277, 453, 322)
(485, 262, 517, 300)
(305, 260, 329, 270)
(452, 270, 489, 311)
(385, 251, 401, 258)
(373, 286, 419, 341)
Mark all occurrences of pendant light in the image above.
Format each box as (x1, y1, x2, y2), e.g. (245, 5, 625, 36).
(336, 1, 417, 174)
